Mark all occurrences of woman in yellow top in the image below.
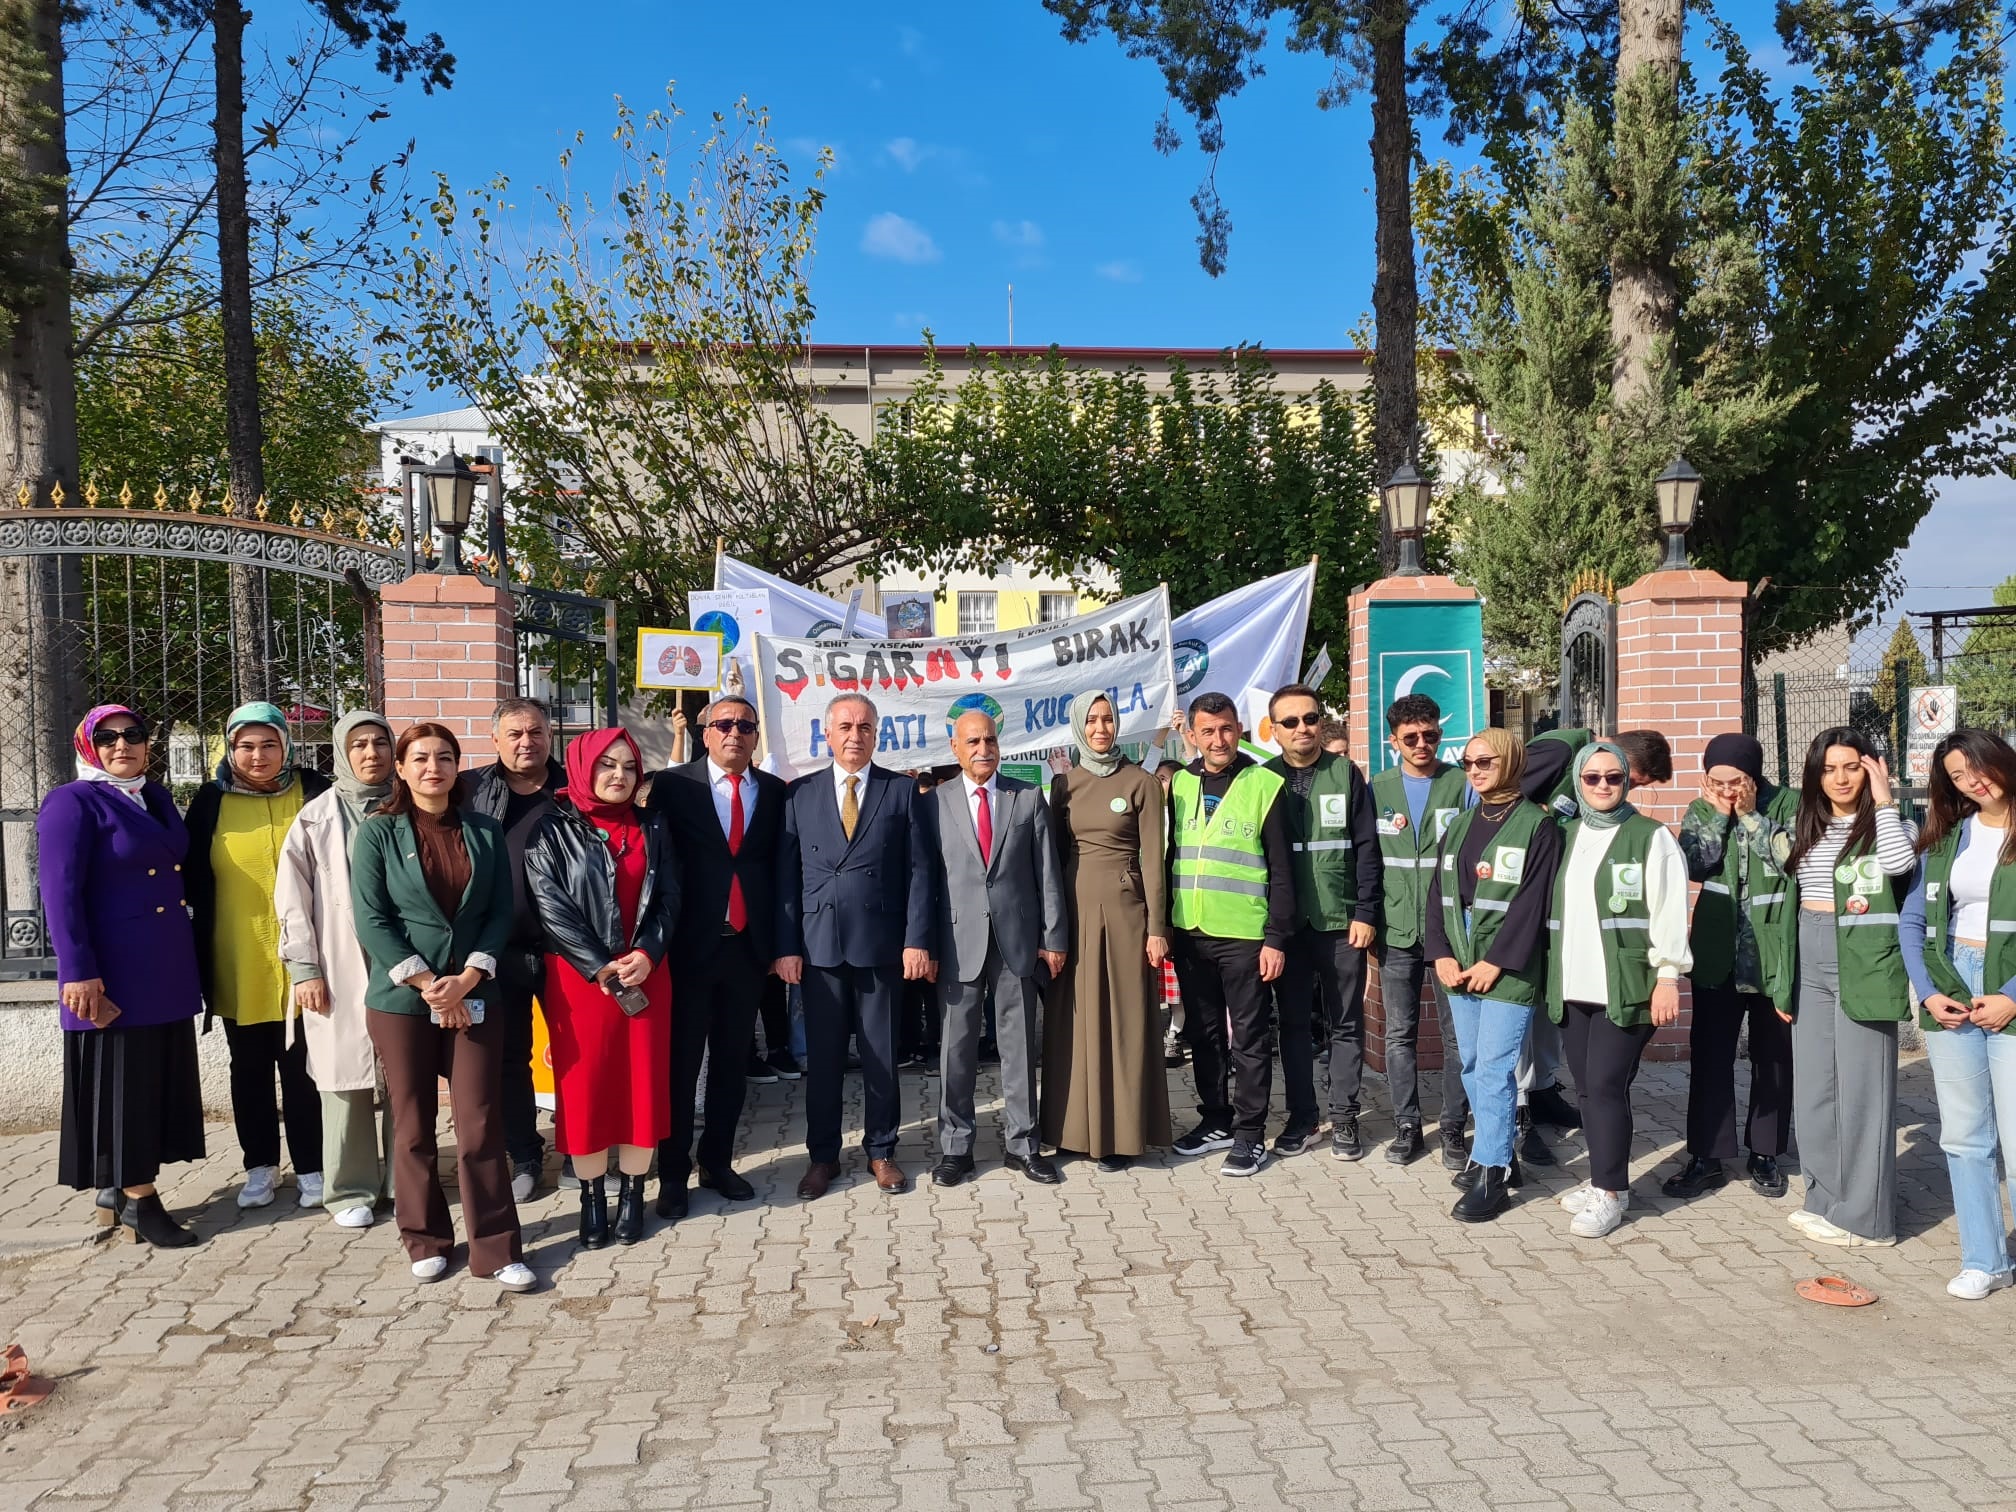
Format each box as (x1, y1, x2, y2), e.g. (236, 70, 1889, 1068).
(184, 702, 329, 1211)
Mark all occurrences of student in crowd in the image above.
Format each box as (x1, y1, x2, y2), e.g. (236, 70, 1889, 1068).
(42, 706, 206, 1246)
(1262, 684, 1382, 1161)
(1545, 742, 1691, 1238)
(1427, 728, 1563, 1222)
(1784, 726, 1915, 1248)
(1613, 730, 1674, 789)
(1901, 729, 2016, 1299)
(1512, 728, 1591, 1168)
(350, 723, 533, 1292)
(527, 728, 679, 1249)
(184, 702, 330, 1212)
(274, 712, 397, 1228)
(459, 698, 563, 1203)
(1370, 694, 1474, 1168)
(1167, 691, 1296, 1178)
(1042, 693, 1172, 1172)
(1667, 733, 1798, 1201)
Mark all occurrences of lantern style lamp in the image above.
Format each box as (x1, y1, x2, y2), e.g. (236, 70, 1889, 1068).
(1654, 455, 1702, 570)
(422, 451, 480, 574)
(1381, 463, 1433, 577)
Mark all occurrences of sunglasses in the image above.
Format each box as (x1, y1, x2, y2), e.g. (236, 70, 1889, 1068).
(92, 725, 150, 747)
(1397, 730, 1442, 748)
(706, 718, 759, 736)
(1459, 756, 1498, 771)
(1580, 771, 1628, 789)
(1274, 714, 1321, 730)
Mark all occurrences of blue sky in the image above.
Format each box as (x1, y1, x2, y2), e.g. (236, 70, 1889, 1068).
(380, 0, 2012, 609)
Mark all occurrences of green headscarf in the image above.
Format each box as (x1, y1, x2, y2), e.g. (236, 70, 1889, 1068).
(1572, 740, 1638, 829)
(217, 700, 295, 793)
(1071, 691, 1125, 779)
(330, 711, 395, 848)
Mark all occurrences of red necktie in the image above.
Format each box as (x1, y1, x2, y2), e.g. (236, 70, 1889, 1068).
(976, 783, 993, 864)
(726, 776, 748, 931)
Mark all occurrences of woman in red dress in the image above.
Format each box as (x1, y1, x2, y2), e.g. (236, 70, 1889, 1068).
(524, 729, 679, 1249)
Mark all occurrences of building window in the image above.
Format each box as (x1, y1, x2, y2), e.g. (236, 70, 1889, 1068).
(957, 592, 997, 635)
(1038, 592, 1077, 623)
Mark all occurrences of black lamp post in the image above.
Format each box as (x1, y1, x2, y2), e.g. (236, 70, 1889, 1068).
(422, 451, 480, 574)
(1655, 455, 1702, 570)
(1381, 463, 1432, 577)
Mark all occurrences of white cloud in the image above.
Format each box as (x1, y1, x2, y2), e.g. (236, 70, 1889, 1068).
(898, 26, 937, 68)
(886, 137, 929, 173)
(891, 311, 931, 335)
(1096, 259, 1143, 284)
(992, 219, 1044, 249)
(861, 212, 941, 265)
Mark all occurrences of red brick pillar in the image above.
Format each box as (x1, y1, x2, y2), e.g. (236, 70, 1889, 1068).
(1349, 574, 1482, 1078)
(379, 573, 516, 766)
(1613, 567, 1748, 1059)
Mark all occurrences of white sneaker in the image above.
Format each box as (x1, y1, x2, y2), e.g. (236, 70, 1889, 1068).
(1796, 1215, 1854, 1246)
(1570, 1188, 1629, 1238)
(1558, 1181, 1593, 1214)
(411, 1256, 448, 1281)
(494, 1262, 536, 1293)
(510, 1169, 537, 1204)
(296, 1173, 324, 1209)
(332, 1205, 373, 1229)
(237, 1165, 279, 1208)
(1947, 1269, 2013, 1301)
(1787, 1208, 1826, 1233)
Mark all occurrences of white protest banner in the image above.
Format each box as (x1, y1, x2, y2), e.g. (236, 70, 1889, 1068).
(755, 587, 1175, 772)
(716, 553, 850, 638)
(1170, 561, 1316, 715)
(689, 589, 771, 704)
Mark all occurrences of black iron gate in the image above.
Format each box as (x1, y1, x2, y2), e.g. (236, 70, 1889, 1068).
(1559, 580, 1617, 735)
(510, 579, 619, 747)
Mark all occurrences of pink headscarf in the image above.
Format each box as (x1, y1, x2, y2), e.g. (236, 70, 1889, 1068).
(72, 704, 148, 800)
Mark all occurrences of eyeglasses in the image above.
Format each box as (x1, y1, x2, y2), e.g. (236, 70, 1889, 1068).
(706, 719, 759, 736)
(92, 725, 150, 747)
(1580, 771, 1628, 789)
(1458, 756, 1498, 772)
(1274, 714, 1320, 730)
(1397, 730, 1442, 748)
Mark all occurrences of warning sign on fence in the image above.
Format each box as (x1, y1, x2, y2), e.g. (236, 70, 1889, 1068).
(1906, 684, 1959, 783)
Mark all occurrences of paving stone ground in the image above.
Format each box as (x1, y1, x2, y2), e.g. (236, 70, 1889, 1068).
(3, 1053, 2015, 1510)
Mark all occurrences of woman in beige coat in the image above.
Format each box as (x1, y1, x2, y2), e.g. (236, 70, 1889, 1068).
(275, 712, 396, 1227)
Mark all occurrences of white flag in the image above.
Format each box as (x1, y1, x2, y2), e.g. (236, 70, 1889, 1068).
(715, 554, 850, 639)
(1170, 562, 1316, 715)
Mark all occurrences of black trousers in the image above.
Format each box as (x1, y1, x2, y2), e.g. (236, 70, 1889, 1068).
(1174, 930, 1273, 1144)
(493, 951, 546, 1168)
(1560, 1000, 1656, 1192)
(803, 962, 903, 1164)
(663, 931, 766, 1182)
(221, 1016, 321, 1174)
(753, 973, 790, 1060)
(1685, 979, 1793, 1159)
(1278, 926, 1367, 1126)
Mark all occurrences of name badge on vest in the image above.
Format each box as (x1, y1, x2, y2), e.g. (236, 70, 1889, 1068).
(1610, 862, 1644, 904)
(1927, 882, 1942, 903)
(1320, 793, 1351, 829)
(1492, 845, 1527, 885)
(1433, 807, 1458, 839)
(1378, 807, 1407, 836)
(1850, 856, 1882, 896)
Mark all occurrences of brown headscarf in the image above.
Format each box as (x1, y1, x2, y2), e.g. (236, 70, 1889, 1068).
(1465, 727, 1526, 806)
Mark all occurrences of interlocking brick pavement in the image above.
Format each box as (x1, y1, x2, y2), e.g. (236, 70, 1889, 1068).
(4, 1056, 2016, 1510)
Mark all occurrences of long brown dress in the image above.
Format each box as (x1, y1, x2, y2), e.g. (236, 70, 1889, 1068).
(1041, 759, 1172, 1156)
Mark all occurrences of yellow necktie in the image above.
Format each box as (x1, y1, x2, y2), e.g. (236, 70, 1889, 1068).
(842, 774, 859, 840)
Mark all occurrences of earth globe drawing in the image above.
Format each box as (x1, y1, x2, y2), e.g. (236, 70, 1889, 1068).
(694, 610, 740, 653)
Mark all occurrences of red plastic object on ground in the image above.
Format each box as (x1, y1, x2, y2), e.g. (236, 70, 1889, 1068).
(0, 1344, 52, 1413)
(1795, 1275, 1878, 1307)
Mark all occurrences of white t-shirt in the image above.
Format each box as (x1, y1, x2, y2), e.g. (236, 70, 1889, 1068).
(1951, 815, 2006, 942)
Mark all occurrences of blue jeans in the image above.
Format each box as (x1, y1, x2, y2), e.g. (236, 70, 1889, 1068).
(1924, 943, 2016, 1277)
(1448, 992, 1535, 1169)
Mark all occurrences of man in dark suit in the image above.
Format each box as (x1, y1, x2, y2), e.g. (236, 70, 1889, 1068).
(926, 711, 1069, 1187)
(774, 693, 936, 1199)
(643, 694, 788, 1219)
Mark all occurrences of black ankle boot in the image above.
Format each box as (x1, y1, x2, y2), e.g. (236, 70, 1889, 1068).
(578, 1180, 610, 1250)
(1452, 1164, 1512, 1222)
(121, 1192, 199, 1248)
(1517, 1107, 1557, 1166)
(613, 1175, 648, 1245)
(95, 1186, 123, 1227)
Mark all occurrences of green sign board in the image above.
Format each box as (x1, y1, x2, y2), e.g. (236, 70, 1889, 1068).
(1363, 598, 1487, 774)
(998, 761, 1047, 793)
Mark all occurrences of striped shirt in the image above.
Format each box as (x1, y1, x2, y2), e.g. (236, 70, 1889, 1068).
(1793, 808, 1917, 901)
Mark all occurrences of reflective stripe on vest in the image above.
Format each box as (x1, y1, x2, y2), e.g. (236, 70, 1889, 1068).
(1170, 764, 1283, 941)
(1918, 828, 2016, 1027)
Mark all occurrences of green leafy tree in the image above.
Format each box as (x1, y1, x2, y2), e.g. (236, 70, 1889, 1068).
(876, 344, 1379, 704)
(1955, 578, 2016, 735)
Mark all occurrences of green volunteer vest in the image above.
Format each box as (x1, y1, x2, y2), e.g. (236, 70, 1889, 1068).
(1686, 783, 1799, 1012)
(1171, 763, 1285, 941)
(1265, 751, 1359, 934)
(1435, 799, 1549, 1008)
(1812, 840, 1911, 1023)
(1916, 824, 2016, 1032)
(1371, 762, 1470, 951)
(1545, 814, 1662, 1029)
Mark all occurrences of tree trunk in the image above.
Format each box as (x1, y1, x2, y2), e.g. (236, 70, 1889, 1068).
(211, 0, 269, 705)
(1368, 0, 1420, 574)
(0, 0, 85, 956)
(1608, 0, 1684, 406)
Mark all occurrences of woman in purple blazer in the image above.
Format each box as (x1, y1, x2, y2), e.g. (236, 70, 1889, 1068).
(40, 704, 207, 1246)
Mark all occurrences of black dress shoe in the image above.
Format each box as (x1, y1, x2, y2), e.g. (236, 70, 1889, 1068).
(932, 1153, 975, 1187)
(1660, 1155, 1728, 1199)
(1452, 1164, 1512, 1222)
(1096, 1154, 1132, 1173)
(654, 1179, 689, 1221)
(579, 1182, 611, 1250)
(1439, 1121, 1470, 1172)
(1386, 1125, 1425, 1165)
(1517, 1108, 1557, 1167)
(1005, 1152, 1061, 1184)
(613, 1174, 648, 1245)
(1528, 1083, 1583, 1130)
(698, 1165, 756, 1202)
(1746, 1153, 1788, 1198)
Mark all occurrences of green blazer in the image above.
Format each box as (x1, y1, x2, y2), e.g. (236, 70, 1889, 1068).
(349, 809, 515, 1016)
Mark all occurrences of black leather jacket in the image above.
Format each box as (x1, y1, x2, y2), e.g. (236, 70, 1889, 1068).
(522, 800, 681, 985)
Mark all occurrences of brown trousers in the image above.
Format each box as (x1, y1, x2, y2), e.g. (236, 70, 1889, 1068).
(367, 1010, 523, 1277)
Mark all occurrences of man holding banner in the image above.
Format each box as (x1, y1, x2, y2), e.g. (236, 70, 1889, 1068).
(1167, 692, 1297, 1178)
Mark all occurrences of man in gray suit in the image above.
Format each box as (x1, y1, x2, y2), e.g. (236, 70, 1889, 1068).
(928, 710, 1068, 1186)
